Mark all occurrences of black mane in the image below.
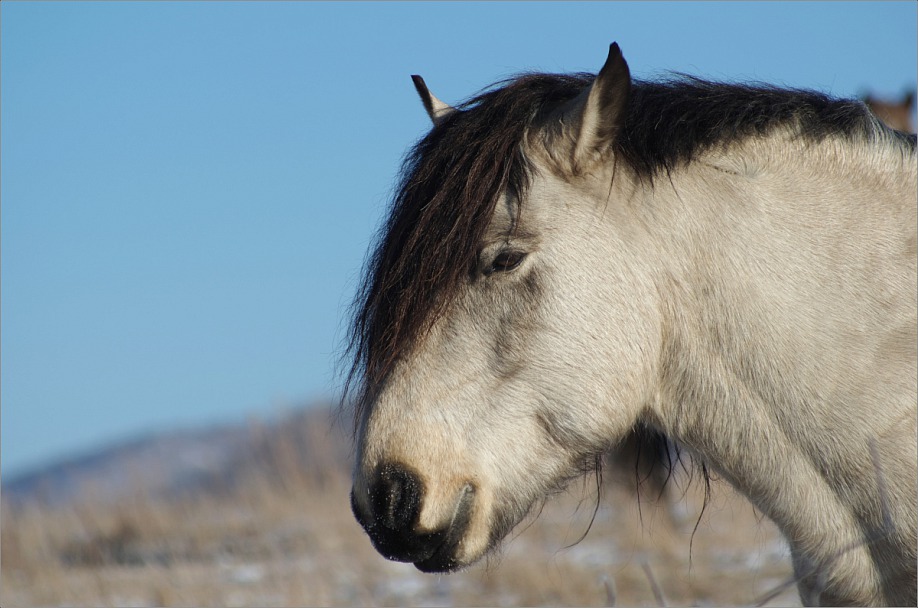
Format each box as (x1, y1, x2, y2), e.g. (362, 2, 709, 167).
(344, 70, 908, 423)
(619, 76, 913, 177)
(344, 74, 577, 420)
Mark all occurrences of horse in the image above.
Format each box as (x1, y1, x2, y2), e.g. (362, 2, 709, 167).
(865, 91, 916, 134)
(346, 43, 917, 606)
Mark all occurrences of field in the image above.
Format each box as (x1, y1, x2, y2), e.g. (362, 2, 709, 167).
(2, 407, 800, 607)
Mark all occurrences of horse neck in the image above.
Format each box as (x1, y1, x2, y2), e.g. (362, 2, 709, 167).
(641, 136, 916, 604)
(648, 134, 916, 474)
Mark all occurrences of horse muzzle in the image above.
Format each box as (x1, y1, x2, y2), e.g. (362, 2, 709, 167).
(351, 463, 476, 572)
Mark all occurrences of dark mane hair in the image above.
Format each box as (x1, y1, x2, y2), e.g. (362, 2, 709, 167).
(618, 76, 915, 177)
(343, 70, 911, 425)
(343, 74, 586, 422)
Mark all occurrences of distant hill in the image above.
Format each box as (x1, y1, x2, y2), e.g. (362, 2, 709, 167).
(2, 402, 352, 508)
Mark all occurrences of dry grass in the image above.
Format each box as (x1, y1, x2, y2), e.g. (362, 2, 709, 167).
(1, 408, 799, 607)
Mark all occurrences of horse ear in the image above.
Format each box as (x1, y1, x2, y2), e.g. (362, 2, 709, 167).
(568, 43, 631, 174)
(411, 75, 457, 126)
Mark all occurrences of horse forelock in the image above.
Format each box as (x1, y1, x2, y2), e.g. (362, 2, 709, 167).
(344, 74, 592, 427)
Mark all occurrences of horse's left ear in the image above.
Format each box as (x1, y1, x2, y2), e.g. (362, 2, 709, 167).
(411, 75, 457, 126)
(567, 43, 631, 174)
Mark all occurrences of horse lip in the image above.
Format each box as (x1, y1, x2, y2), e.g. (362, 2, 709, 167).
(353, 481, 477, 568)
(412, 483, 476, 573)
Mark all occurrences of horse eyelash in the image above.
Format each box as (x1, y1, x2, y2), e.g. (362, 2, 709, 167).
(484, 250, 528, 276)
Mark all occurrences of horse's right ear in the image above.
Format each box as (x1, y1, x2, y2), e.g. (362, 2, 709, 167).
(564, 43, 631, 174)
(411, 75, 457, 126)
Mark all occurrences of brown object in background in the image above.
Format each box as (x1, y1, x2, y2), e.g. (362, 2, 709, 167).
(865, 91, 916, 133)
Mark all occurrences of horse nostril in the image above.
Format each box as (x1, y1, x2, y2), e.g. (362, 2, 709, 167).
(357, 467, 474, 568)
(371, 464, 422, 531)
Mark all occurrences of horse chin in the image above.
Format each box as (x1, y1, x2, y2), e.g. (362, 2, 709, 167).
(352, 464, 541, 572)
(412, 549, 471, 574)
(413, 489, 526, 573)
(409, 526, 494, 574)
(412, 483, 481, 572)
(414, 489, 536, 573)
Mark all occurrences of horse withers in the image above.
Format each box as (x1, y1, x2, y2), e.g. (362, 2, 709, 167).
(346, 44, 917, 606)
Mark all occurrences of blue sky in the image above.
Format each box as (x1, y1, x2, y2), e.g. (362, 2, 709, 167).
(2, 1, 916, 477)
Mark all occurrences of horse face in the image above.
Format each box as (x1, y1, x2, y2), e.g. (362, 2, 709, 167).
(350, 44, 661, 572)
(352, 177, 659, 572)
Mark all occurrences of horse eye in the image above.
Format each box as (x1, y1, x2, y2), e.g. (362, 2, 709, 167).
(485, 250, 527, 276)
